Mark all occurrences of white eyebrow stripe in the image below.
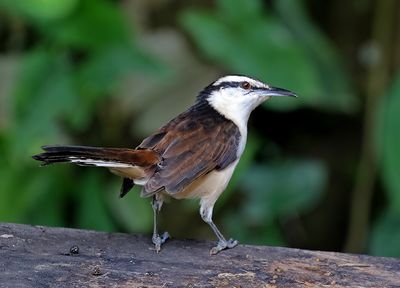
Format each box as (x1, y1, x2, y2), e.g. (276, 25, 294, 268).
(213, 75, 269, 89)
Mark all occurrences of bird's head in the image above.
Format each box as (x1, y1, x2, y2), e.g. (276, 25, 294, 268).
(200, 75, 296, 126)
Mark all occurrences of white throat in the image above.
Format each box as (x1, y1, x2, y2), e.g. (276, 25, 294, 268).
(205, 75, 272, 157)
(207, 90, 254, 157)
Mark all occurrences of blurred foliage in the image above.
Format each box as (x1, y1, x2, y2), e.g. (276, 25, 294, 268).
(370, 71, 400, 257)
(241, 161, 326, 221)
(227, 160, 327, 245)
(0, 0, 399, 258)
(0, 0, 79, 21)
(180, 0, 356, 111)
(0, 0, 164, 230)
(377, 71, 400, 212)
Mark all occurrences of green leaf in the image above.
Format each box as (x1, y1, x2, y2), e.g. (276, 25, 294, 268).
(22, 170, 69, 227)
(12, 50, 78, 158)
(180, 0, 356, 112)
(106, 182, 153, 233)
(77, 44, 165, 96)
(0, 0, 78, 21)
(223, 210, 284, 246)
(369, 210, 400, 257)
(0, 163, 70, 227)
(71, 44, 165, 131)
(41, 0, 130, 50)
(217, 0, 263, 22)
(13, 49, 52, 120)
(1, 0, 165, 234)
(377, 71, 400, 211)
(76, 171, 116, 231)
(239, 160, 327, 223)
(275, 0, 357, 113)
(0, 167, 18, 221)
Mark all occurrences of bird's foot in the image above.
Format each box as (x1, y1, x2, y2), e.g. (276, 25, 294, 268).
(210, 238, 238, 255)
(152, 231, 170, 253)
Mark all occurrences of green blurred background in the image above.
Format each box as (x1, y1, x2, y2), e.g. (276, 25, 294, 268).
(0, 0, 399, 257)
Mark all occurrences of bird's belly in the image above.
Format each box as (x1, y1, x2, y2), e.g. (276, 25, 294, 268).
(171, 160, 238, 202)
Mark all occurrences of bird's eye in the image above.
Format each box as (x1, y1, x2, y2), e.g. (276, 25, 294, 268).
(241, 82, 251, 90)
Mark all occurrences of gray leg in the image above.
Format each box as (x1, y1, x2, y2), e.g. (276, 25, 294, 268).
(151, 195, 170, 253)
(200, 205, 238, 255)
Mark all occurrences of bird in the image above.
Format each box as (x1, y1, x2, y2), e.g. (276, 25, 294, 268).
(32, 75, 296, 255)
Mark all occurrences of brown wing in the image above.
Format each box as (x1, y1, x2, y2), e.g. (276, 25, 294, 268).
(138, 103, 241, 196)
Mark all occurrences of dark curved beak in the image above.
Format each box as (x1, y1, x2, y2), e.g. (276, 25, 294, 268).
(263, 86, 297, 97)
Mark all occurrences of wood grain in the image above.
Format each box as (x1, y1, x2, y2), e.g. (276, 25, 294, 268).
(0, 222, 399, 287)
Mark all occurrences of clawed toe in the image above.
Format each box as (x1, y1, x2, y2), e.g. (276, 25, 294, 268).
(226, 238, 238, 248)
(152, 231, 170, 253)
(210, 238, 238, 255)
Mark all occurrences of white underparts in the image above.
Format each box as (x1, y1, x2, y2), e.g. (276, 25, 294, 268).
(198, 160, 238, 211)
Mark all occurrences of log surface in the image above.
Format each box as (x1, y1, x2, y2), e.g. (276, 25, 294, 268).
(0, 222, 399, 287)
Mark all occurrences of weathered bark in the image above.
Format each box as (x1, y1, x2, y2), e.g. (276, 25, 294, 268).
(0, 222, 399, 287)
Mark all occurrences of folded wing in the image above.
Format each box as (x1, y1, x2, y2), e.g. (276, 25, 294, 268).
(139, 103, 241, 196)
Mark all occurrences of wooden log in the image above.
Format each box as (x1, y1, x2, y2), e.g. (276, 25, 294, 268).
(0, 222, 399, 287)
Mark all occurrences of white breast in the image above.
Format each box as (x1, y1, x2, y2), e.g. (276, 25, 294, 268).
(198, 160, 239, 209)
(171, 159, 239, 209)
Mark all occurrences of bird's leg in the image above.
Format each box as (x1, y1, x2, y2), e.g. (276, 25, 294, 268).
(151, 194, 170, 253)
(200, 205, 238, 255)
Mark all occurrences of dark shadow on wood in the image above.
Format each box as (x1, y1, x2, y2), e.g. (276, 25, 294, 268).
(0, 222, 399, 287)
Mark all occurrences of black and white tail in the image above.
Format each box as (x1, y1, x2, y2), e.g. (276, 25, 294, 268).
(33, 145, 160, 198)
(32, 145, 160, 168)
